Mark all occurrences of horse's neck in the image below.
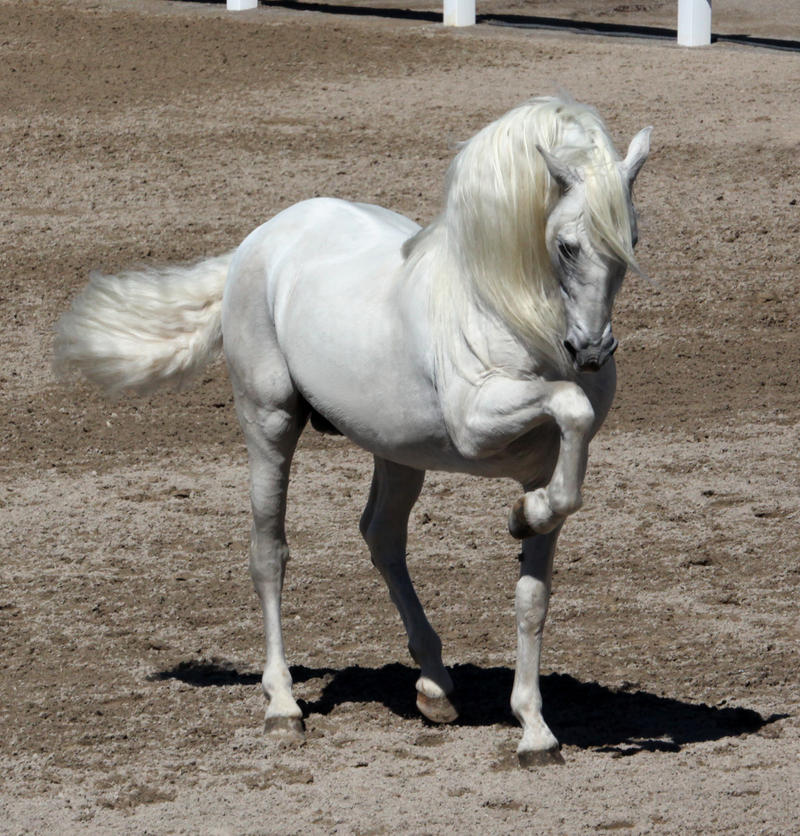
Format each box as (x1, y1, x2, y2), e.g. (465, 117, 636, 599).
(403, 226, 566, 406)
(444, 301, 555, 382)
(406, 229, 560, 384)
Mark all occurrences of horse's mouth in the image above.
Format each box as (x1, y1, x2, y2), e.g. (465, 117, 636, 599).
(578, 358, 603, 373)
(565, 337, 618, 372)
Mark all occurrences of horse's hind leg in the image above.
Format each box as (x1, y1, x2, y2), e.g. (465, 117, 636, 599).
(223, 244, 311, 735)
(224, 254, 308, 733)
(234, 386, 306, 735)
(360, 457, 457, 724)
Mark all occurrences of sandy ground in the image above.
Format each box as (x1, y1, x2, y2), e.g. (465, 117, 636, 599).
(1, 0, 799, 833)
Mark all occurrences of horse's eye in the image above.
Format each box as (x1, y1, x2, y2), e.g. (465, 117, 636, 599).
(557, 240, 579, 263)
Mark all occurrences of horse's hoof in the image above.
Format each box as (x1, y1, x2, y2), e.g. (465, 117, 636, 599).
(508, 497, 536, 540)
(509, 492, 564, 539)
(264, 716, 305, 737)
(417, 692, 459, 724)
(518, 746, 565, 768)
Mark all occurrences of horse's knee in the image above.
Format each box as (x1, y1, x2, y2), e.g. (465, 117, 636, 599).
(548, 384, 595, 436)
(360, 515, 380, 556)
(515, 574, 548, 631)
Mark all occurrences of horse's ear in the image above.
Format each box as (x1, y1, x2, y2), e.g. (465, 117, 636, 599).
(622, 127, 652, 186)
(537, 145, 581, 192)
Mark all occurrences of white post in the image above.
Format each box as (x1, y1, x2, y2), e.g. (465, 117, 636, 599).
(443, 0, 475, 27)
(227, 0, 258, 10)
(677, 0, 711, 46)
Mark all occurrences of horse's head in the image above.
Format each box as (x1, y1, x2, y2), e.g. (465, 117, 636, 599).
(539, 128, 651, 373)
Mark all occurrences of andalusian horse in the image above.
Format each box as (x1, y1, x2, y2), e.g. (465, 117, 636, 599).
(56, 96, 650, 764)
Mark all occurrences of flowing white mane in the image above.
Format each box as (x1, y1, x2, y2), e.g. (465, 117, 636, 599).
(405, 96, 637, 377)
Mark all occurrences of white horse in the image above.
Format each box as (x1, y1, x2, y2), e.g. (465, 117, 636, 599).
(55, 96, 650, 765)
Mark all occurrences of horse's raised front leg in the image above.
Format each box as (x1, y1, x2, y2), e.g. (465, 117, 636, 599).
(360, 457, 457, 724)
(451, 376, 596, 539)
(507, 382, 594, 539)
(511, 526, 564, 766)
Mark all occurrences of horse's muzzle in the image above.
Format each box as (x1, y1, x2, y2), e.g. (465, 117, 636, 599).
(564, 335, 618, 373)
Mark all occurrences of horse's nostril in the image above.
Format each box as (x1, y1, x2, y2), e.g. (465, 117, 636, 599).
(563, 340, 577, 360)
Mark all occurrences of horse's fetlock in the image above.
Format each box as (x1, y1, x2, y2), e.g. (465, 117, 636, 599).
(408, 632, 443, 664)
(415, 676, 448, 700)
(548, 485, 582, 517)
(262, 664, 294, 698)
(510, 686, 543, 724)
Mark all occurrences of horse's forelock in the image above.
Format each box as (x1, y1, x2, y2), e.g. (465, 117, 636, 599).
(581, 144, 639, 274)
(528, 103, 635, 264)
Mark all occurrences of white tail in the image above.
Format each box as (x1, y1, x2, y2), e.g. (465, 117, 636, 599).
(54, 252, 234, 395)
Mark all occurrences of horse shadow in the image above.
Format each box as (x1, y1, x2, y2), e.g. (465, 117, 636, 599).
(150, 659, 783, 754)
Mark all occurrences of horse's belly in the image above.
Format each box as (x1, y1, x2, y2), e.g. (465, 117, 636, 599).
(283, 297, 448, 461)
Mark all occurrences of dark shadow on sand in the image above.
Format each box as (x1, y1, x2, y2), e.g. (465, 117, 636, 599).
(151, 659, 784, 753)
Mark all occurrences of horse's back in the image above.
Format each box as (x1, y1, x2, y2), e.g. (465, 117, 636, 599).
(228, 197, 418, 315)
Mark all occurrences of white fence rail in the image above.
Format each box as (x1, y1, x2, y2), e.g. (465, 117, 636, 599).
(226, 0, 713, 46)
